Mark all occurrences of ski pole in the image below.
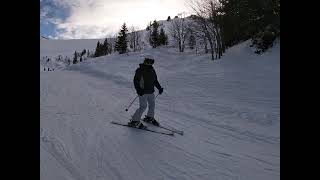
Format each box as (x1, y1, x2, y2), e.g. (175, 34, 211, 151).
(155, 93, 160, 100)
(125, 95, 138, 111)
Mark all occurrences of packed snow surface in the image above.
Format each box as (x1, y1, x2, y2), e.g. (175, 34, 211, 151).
(41, 39, 280, 180)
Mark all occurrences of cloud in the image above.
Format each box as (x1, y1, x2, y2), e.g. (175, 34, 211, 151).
(55, 25, 113, 39)
(40, 0, 70, 25)
(41, 0, 191, 39)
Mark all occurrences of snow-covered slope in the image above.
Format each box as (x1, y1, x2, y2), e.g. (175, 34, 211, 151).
(39, 17, 203, 72)
(40, 38, 104, 71)
(41, 39, 280, 180)
(40, 38, 102, 57)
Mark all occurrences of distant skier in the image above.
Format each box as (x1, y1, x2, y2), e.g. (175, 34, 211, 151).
(128, 55, 164, 129)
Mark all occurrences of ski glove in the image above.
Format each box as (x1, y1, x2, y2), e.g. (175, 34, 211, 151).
(158, 87, 164, 95)
(137, 89, 144, 96)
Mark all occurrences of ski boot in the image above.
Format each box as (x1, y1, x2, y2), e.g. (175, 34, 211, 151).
(128, 120, 147, 129)
(143, 116, 160, 126)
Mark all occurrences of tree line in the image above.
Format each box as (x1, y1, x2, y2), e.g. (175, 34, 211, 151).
(188, 0, 280, 58)
(92, 0, 279, 59)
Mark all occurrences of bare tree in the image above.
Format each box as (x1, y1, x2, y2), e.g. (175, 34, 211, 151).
(145, 25, 152, 49)
(135, 30, 142, 51)
(106, 33, 118, 54)
(129, 26, 136, 51)
(168, 12, 190, 52)
(188, 18, 208, 54)
(188, 0, 225, 60)
(129, 26, 142, 52)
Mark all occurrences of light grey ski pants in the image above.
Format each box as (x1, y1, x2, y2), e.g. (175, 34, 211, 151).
(132, 93, 155, 121)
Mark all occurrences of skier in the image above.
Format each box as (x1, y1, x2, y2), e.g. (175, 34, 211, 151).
(128, 55, 164, 129)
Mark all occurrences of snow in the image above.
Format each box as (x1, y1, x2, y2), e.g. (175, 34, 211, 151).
(40, 38, 104, 71)
(40, 38, 102, 57)
(39, 17, 191, 71)
(41, 39, 280, 180)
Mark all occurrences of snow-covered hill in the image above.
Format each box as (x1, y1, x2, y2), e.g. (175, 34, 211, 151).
(40, 38, 105, 71)
(40, 16, 212, 73)
(40, 17, 194, 60)
(40, 38, 103, 57)
(41, 38, 280, 180)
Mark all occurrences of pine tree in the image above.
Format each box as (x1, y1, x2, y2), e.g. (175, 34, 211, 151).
(115, 23, 128, 54)
(73, 51, 78, 64)
(146, 21, 152, 31)
(219, 0, 279, 52)
(109, 43, 113, 54)
(87, 50, 90, 58)
(94, 41, 102, 57)
(150, 20, 160, 48)
(159, 28, 168, 46)
(81, 49, 86, 57)
(102, 38, 110, 55)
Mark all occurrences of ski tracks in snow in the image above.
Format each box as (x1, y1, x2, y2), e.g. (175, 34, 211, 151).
(41, 45, 279, 180)
(40, 128, 86, 180)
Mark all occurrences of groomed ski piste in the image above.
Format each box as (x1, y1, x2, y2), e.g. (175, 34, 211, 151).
(40, 38, 280, 180)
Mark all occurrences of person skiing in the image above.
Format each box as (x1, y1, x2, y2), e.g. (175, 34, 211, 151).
(128, 55, 164, 129)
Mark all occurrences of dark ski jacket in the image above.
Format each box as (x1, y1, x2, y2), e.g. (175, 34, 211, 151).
(134, 63, 162, 94)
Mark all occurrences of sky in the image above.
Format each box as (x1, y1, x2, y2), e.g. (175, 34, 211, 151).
(40, 0, 191, 39)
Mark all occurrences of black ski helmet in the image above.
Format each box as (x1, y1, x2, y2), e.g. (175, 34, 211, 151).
(143, 54, 154, 65)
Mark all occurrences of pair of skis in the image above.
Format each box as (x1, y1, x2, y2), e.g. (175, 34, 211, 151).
(111, 120, 184, 136)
